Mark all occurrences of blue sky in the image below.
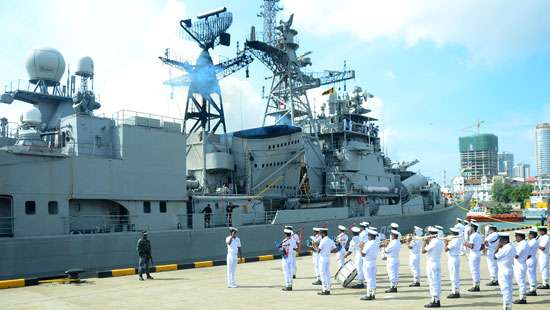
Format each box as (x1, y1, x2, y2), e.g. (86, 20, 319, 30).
(0, 0, 548, 184)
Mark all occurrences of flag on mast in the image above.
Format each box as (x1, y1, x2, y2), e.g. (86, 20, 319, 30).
(322, 87, 335, 96)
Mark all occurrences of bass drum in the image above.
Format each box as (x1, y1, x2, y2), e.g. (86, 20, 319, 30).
(334, 259, 357, 287)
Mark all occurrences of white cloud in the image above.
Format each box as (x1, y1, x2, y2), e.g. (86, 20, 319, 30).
(384, 70, 397, 80)
(282, 0, 550, 63)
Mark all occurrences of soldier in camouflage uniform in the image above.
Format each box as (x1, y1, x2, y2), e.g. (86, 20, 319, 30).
(137, 231, 154, 281)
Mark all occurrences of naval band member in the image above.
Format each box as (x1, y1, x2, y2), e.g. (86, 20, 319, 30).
(422, 226, 443, 308)
(513, 231, 528, 304)
(137, 231, 154, 281)
(336, 225, 349, 269)
(495, 232, 515, 310)
(310, 227, 322, 285)
(346, 226, 364, 288)
(445, 227, 462, 298)
(526, 229, 539, 296)
(285, 225, 301, 279)
(360, 228, 379, 301)
(484, 224, 499, 286)
(280, 228, 297, 291)
(318, 227, 336, 295)
(407, 226, 423, 287)
(537, 226, 549, 289)
(226, 227, 242, 288)
(384, 229, 401, 293)
(465, 221, 482, 292)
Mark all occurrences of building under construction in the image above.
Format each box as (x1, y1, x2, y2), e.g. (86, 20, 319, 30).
(459, 134, 499, 181)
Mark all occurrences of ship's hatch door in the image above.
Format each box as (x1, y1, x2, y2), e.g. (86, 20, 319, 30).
(0, 196, 13, 237)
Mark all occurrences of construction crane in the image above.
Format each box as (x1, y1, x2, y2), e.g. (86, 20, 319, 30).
(461, 119, 485, 135)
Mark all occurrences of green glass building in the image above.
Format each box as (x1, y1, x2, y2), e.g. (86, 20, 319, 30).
(459, 134, 498, 179)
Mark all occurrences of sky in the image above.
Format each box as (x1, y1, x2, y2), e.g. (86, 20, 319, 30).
(0, 0, 549, 184)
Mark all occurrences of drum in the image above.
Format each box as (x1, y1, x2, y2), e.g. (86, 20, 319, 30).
(334, 260, 357, 287)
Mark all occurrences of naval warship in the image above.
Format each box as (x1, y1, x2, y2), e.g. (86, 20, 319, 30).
(0, 2, 465, 280)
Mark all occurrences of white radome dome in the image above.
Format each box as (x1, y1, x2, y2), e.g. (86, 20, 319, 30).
(21, 106, 42, 125)
(76, 56, 94, 78)
(25, 47, 66, 86)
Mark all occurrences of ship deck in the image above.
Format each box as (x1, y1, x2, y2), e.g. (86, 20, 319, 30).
(3, 232, 549, 309)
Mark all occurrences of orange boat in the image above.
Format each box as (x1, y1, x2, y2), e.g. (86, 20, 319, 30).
(466, 213, 523, 222)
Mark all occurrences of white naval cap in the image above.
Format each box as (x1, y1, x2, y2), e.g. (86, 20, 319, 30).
(498, 232, 510, 239)
(367, 229, 378, 235)
(351, 226, 361, 233)
(338, 225, 347, 231)
(456, 218, 462, 222)
(369, 227, 378, 231)
(390, 229, 399, 235)
(414, 226, 423, 236)
(528, 229, 538, 235)
(313, 227, 321, 232)
(229, 226, 238, 232)
(450, 227, 460, 233)
(428, 226, 439, 233)
(390, 223, 399, 229)
(359, 221, 369, 227)
(463, 220, 469, 224)
(319, 227, 328, 232)
(434, 225, 443, 230)
(284, 228, 293, 234)
(515, 231, 526, 236)
(285, 225, 294, 230)
(470, 222, 479, 227)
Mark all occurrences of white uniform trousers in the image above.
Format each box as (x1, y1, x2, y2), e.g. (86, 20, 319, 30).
(514, 261, 527, 298)
(312, 252, 320, 280)
(486, 254, 498, 281)
(282, 256, 294, 287)
(540, 252, 549, 285)
(427, 261, 441, 299)
(292, 251, 297, 276)
(447, 255, 461, 293)
(409, 254, 420, 283)
(468, 251, 481, 285)
(498, 267, 513, 308)
(227, 254, 237, 287)
(337, 249, 346, 269)
(363, 259, 377, 294)
(355, 255, 365, 282)
(526, 256, 537, 291)
(386, 257, 399, 287)
(319, 255, 331, 291)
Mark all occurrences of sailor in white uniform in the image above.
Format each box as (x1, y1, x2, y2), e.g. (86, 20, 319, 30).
(353, 221, 369, 289)
(484, 224, 500, 286)
(495, 232, 515, 310)
(513, 231, 528, 304)
(445, 227, 462, 298)
(226, 227, 242, 288)
(285, 226, 300, 279)
(407, 226, 423, 287)
(384, 229, 401, 293)
(279, 228, 297, 291)
(465, 221, 482, 292)
(422, 226, 444, 308)
(317, 227, 336, 295)
(310, 227, 322, 285)
(336, 225, 349, 269)
(526, 229, 539, 296)
(360, 229, 379, 300)
(345, 226, 364, 287)
(454, 218, 465, 236)
(537, 226, 549, 289)
(434, 225, 444, 239)
(462, 220, 471, 256)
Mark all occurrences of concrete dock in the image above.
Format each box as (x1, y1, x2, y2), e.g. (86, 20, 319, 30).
(2, 247, 549, 309)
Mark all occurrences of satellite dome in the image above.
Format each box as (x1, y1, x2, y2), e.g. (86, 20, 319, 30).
(21, 106, 42, 125)
(75, 56, 94, 78)
(25, 47, 66, 86)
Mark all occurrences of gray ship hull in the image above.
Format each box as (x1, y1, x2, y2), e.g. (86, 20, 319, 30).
(0, 205, 465, 280)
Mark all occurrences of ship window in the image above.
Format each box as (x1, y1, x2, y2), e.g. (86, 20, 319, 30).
(378, 177, 381, 182)
(365, 176, 368, 180)
(254, 163, 258, 168)
(159, 201, 167, 213)
(48, 201, 58, 215)
(25, 201, 36, 215)
(143, 201, 151, 213)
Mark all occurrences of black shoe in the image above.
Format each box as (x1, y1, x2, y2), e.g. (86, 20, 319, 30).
(138, 276, 144, 281)
(351, 283, 365, 289)
(317, 290, 330, 295)
(146, 275, 154, 279)
(293, 275, 296, 279)
(282, 286, 292, 291)
(525, 290, 537, 296)
(467, 286, 480, 292)
(409, 282, 420, 287)
(385, 287, 397, 293)
(447, 293, 460, 299)
(513, 299, 527, 304)
(312, 280, 322, 285)
(486, 280, 499, 286)
(424, 301, 441, 308)
(537, 284, 550, 289)
(360, 295, 375, 300)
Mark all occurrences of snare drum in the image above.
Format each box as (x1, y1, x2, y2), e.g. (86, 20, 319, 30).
(334, 259, 357, 287)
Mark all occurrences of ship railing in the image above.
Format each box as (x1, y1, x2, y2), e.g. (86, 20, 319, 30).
(111, 110, 184, 131)
(0, 216, 14, 237)
(67, 215, 138, 234)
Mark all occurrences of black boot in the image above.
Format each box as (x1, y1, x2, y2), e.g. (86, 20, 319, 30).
(312, 279, 322, 285)
(409, 282, 420, 287)
(317, 290, 330, 295)
(146, 274, 154, 279)
(282, 286, 292, 291)
(467, 285, 480, 292)
(447, 292, 460, 299)
(360, 294, 375, 300)
(138, 276, 144, 281)
(513, 299, 527, 304)
(486, 280, 499, 286)
(385, 287, 397, 293)
(525, 290, 537, 296)
(351, 283, 365, 289)
(424, 299, 441, 308)
(537, 284, 550, 289)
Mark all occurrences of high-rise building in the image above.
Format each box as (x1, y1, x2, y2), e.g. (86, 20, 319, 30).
(498, 152, 514, 176)
(459, 134, 498, 180)
(513, 163, 530, 179)
(535, 123, 550, 177)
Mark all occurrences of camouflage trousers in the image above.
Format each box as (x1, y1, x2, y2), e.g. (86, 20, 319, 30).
(139, 256, 151, 277)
